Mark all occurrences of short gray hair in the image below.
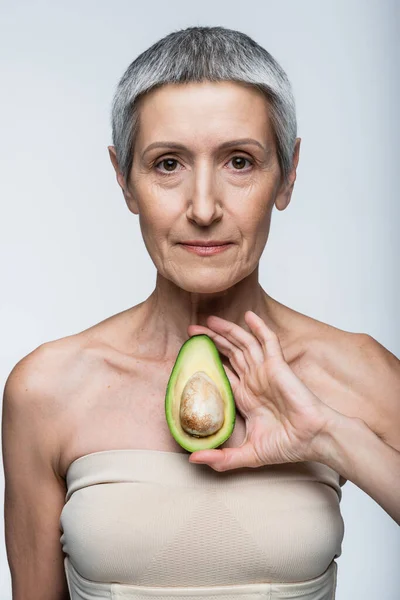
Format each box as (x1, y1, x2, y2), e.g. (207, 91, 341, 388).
(111, 26, 297, 185)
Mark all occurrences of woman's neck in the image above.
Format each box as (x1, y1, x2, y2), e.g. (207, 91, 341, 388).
(135, 266, 289, 362)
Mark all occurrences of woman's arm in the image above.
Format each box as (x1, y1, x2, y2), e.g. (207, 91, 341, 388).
(2, 348, 70, 600)
(187, 316, 400, 525)
(313, 333, 400, 524)
(315, 412, 400, 525)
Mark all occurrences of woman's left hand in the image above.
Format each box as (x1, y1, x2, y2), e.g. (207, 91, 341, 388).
(187, 310, 339, 471)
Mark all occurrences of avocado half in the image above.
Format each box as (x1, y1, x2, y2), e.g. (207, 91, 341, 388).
(165, 334, 236, 452)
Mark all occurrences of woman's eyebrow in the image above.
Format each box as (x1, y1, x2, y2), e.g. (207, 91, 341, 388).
(141, 138, 267, 158)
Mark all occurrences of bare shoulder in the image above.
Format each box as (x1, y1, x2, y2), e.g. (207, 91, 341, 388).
(294, 316, 400, 451)
(302, 321, 399, 379)
(3, 303, 149, 469)
(5, 334, 90, 401)
(5, 302, 139, 404)
(4, 337, 77, 408)
(3, 335, 96, 471)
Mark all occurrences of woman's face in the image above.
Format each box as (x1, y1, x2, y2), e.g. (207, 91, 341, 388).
(110, 80, 299, 293)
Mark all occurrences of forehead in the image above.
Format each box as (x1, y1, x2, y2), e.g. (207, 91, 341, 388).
(135, 80, 274, 149)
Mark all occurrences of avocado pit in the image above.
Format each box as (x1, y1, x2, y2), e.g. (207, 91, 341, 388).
(180, 370, 225, 437)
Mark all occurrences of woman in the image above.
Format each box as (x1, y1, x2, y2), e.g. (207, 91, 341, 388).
(3, 25, 399, 600)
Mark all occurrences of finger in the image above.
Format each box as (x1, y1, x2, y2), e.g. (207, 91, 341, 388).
(188, 325, 247, 374)
(189, 441, 262, 471)
(223, 363, 240, 397)
(187, 324, 215, 337)
(206, 315, 264, 367)
(244, 311, 286, 362)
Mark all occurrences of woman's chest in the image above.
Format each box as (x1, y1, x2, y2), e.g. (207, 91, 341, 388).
(60, 354, 248, 477)
(60, 341, 363, 479)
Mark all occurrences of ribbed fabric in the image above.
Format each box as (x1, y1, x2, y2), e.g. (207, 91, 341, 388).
(59, 449, 344, 599)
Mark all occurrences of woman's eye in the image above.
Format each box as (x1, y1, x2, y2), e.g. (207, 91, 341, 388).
(154, 155, 253, 176)
(154, 158, 182, 174)
(227, 156, 253, 171)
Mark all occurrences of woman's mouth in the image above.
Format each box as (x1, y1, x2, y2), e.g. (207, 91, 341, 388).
(179, 243, 233, 256)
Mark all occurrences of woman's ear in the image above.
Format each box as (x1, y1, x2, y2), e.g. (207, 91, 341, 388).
(274, 137, 301, 212)
(107, 146, 139, 214)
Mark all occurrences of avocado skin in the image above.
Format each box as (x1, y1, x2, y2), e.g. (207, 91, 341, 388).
(165, 334, 236, 452)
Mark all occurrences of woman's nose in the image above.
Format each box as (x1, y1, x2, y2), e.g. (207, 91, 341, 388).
(186, 164, 223, 226)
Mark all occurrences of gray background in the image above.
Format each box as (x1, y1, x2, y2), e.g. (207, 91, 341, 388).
(1, 0, 399, 598)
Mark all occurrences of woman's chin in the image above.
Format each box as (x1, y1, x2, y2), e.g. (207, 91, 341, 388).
(173, 274, 238, 294)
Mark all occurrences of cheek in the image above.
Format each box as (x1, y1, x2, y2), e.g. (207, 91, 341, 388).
(234, 193, 274, 234)
(136, 187, 181, 235)
(139, 209, 169, 244)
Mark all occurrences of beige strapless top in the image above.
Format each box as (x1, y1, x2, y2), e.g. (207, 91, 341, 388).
(59, 449, 345, 599)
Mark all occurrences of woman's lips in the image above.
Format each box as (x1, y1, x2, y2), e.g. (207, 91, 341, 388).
(179, 243, 233, 256)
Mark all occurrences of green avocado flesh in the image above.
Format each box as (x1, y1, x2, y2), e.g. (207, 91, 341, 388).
(165, 334, 236, 452)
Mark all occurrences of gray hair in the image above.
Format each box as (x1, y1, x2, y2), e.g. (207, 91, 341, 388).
(111, 26, 297, 185)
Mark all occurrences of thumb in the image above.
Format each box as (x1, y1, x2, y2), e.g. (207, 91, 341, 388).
(190, 441, 261, 471)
